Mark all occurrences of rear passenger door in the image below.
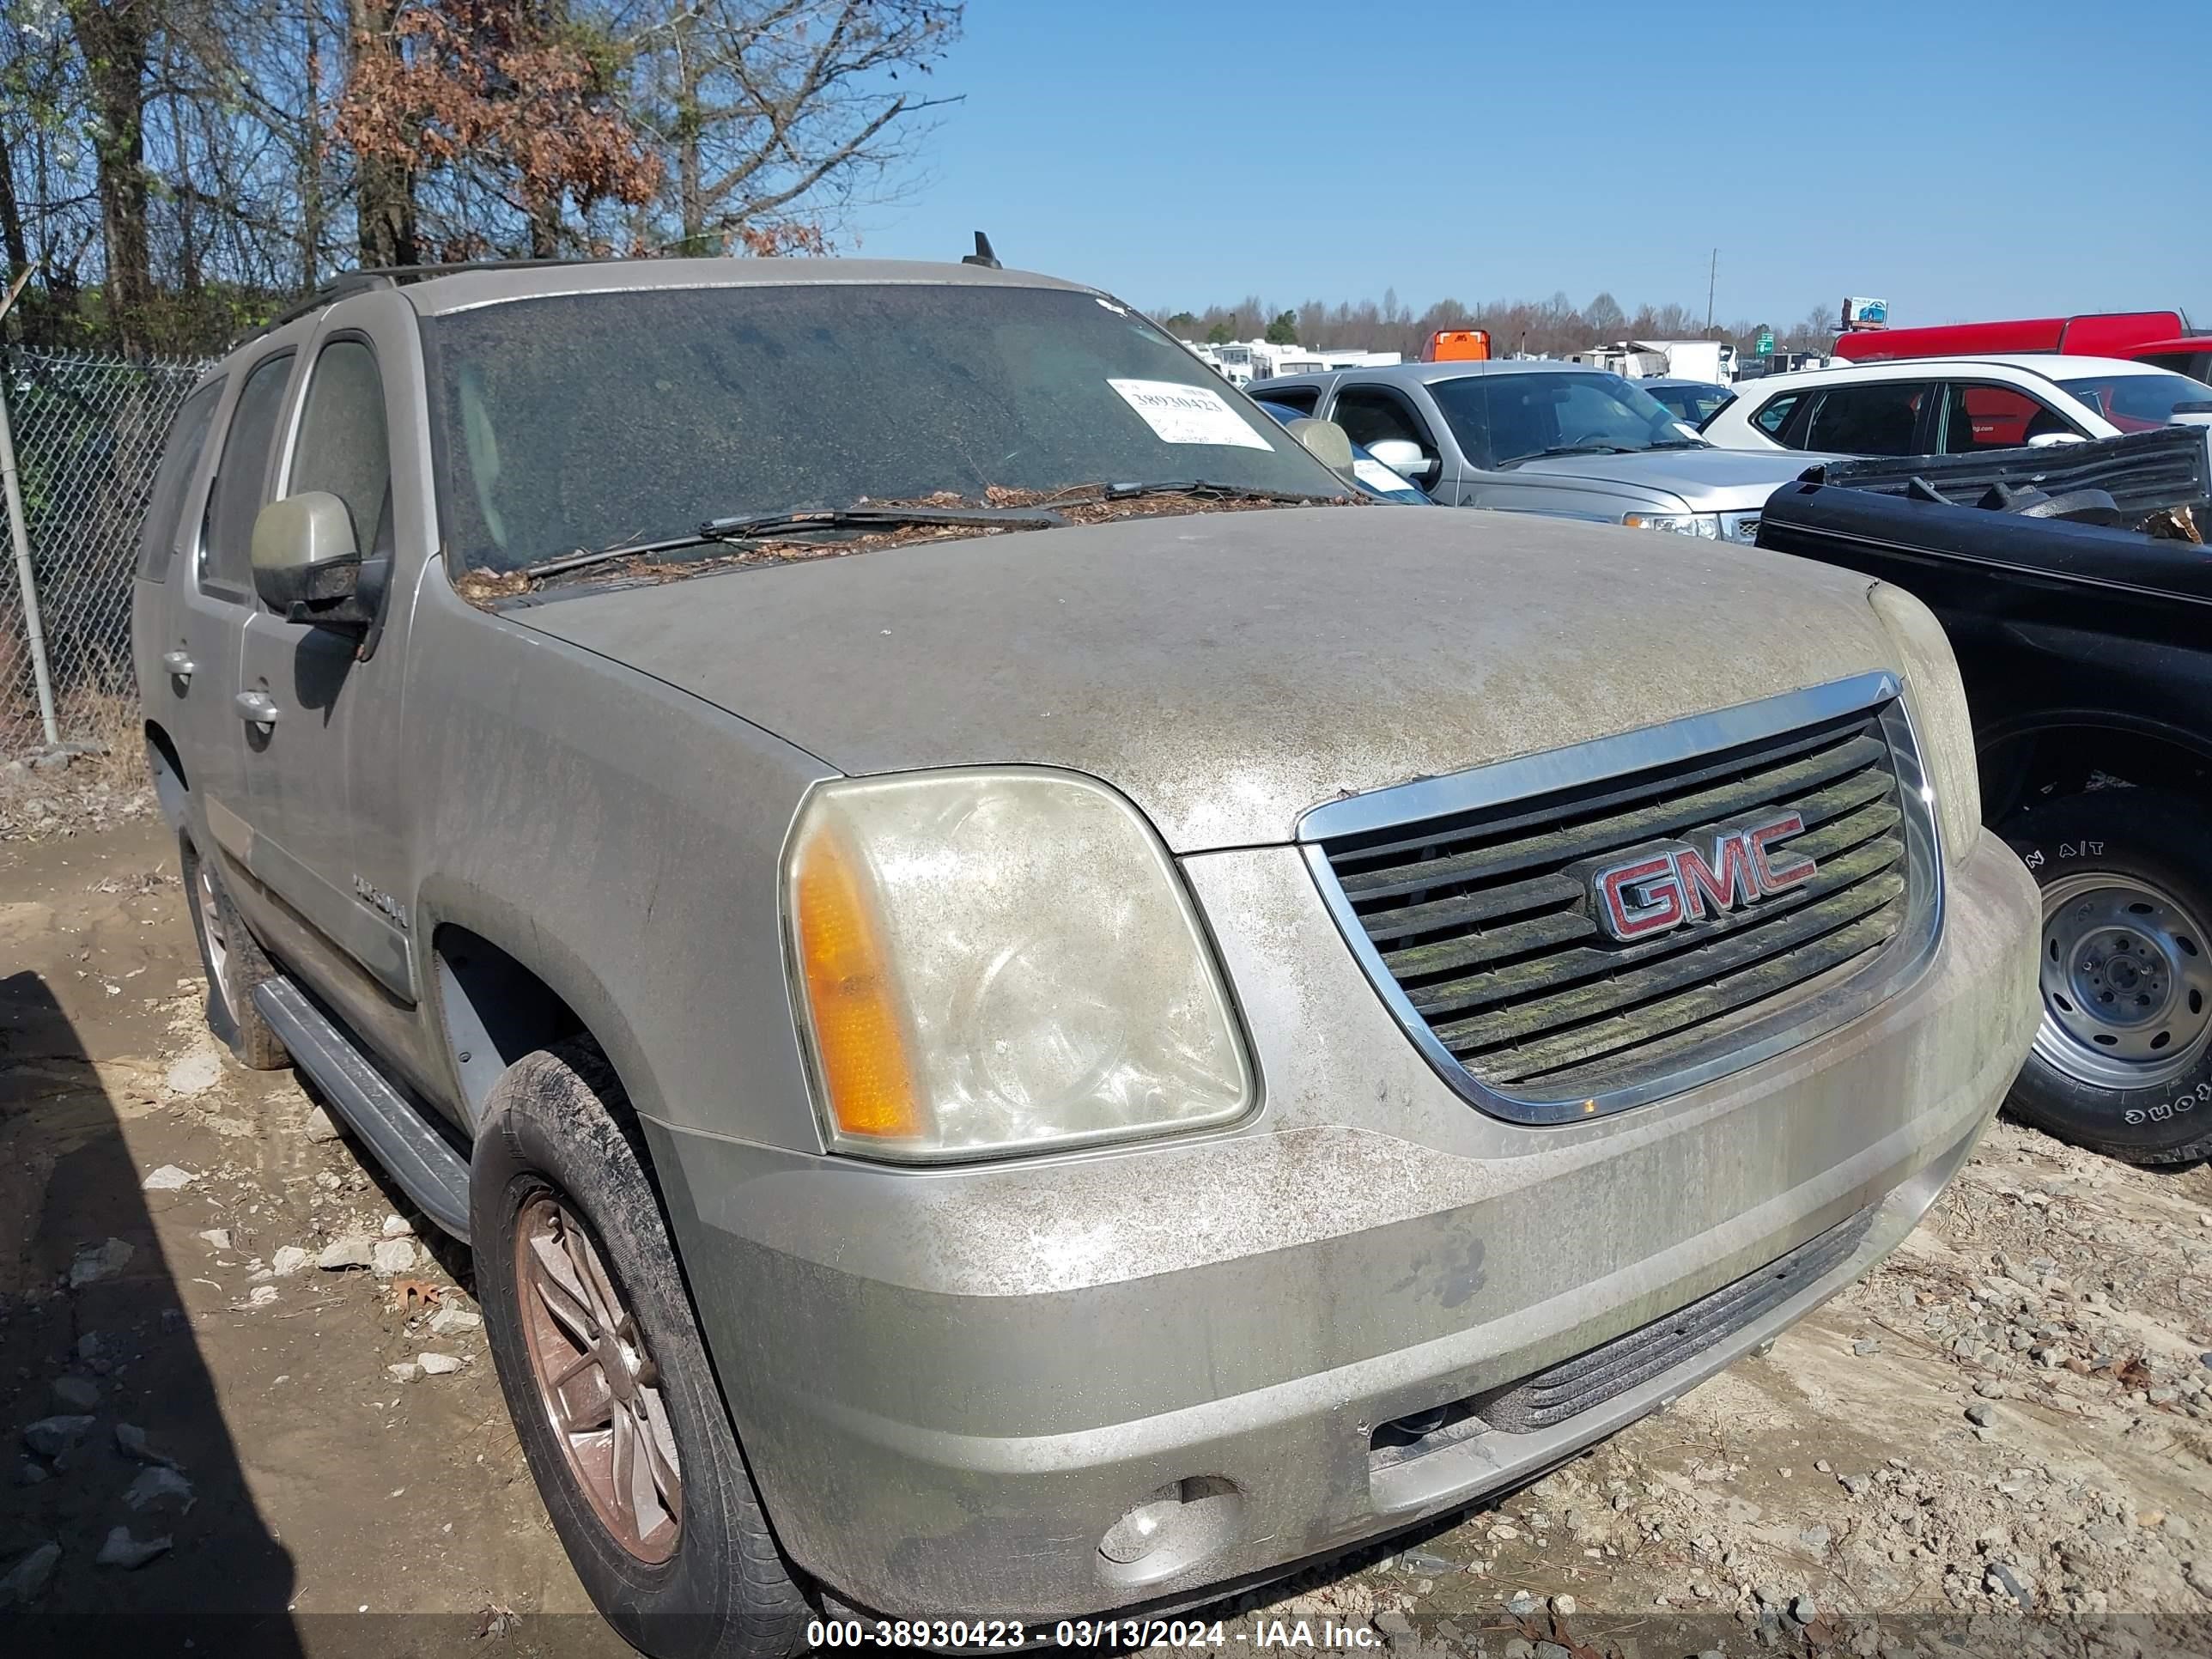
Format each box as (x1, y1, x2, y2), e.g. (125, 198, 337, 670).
(1789, 380, 1936, 456)
(161, 348, 296, 872)
(131, 380, 222, 810)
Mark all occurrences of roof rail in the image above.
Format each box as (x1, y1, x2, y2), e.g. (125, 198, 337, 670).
(244, 257, 617, 344)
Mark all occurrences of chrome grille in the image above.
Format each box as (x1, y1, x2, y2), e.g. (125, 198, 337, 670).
(1304, 677, 1941, 1123)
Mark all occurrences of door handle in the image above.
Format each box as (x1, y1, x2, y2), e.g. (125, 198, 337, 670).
(161, 649, 195, 682)
(234, 690, 280, 727)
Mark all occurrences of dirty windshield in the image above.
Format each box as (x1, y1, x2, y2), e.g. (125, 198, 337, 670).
(430, 282, 1349, 575)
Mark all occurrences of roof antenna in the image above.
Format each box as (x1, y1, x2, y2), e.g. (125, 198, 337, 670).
(960, 231, 1001, 270)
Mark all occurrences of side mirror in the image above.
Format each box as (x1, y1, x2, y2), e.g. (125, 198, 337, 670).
(1366, 438, 1440, 486)
(1285, 416, 1354, 475)
(2025, 431, 2087, 449)
(251, 492, 386, 633)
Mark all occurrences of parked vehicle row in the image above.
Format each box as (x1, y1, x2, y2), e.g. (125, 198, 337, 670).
(133, 253, 2040, 1656)
(1248, 360, 1814, 539)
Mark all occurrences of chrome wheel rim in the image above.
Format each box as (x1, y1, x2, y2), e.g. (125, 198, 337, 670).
(2033, 871, 2212, 1091)
(197, 862, 232, 1007)
(514, 1194, 683, 1564)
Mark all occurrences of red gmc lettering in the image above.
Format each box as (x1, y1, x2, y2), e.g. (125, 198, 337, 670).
(1589, 811, 1818, 943)
(1596, 854, 1685, 940)
(1747, 811, 1817, 890)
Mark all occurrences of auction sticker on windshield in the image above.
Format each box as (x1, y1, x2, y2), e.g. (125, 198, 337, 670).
(1109, 379, 1273, 448)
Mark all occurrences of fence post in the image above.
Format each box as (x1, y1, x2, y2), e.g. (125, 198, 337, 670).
(0, 359, 60, 748)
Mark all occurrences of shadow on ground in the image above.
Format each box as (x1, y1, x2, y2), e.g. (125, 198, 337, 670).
(2, 966, 302, 1654)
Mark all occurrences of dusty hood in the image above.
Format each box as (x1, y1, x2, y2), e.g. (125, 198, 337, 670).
(1513, 446, 1821, 509)
(509, 507, 1899, 852)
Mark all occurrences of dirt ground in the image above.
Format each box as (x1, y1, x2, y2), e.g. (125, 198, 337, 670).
(4, 817, 2210, 1659)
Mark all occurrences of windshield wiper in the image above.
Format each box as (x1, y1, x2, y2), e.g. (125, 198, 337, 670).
(1050, 478, 1345, 505)
(1646, 437, 1713, 450)
(1530, 443, 1640, 459)
(512, 502, 1068, 582)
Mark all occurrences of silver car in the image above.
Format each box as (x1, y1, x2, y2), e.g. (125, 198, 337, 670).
(1249, 360, 1820, 542)
(131, 257, 2039, 1655)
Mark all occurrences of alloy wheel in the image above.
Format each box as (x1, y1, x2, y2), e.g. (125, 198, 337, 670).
(514, 1193, 684, 1563)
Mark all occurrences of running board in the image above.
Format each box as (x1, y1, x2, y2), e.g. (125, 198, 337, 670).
(252, 977, 473, 1243)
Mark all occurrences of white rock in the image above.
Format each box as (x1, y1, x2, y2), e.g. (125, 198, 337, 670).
(141, 1164, 196, 1192)
(196, 1228, 233, 1253)
(380, 1214, 415, 1238)
(416, 1352, 463, 1376)
(270, 1246, 311, 1276)
(301, 1106, 342, 1143)
(96, 1528, 172, 1570)
(124, 1465, 195, 1512)
(427, 1306, 483, 1335)
(318, 1236, 376, 1270)
(0, 1541, 61, 1607)
(162, 1049, 223, 1098)
(371, 1238, 416, 1276)
(69, 1237, 134, 1286)
(386, 1361, 422, 1383)
(234, 1285, 279, 1310)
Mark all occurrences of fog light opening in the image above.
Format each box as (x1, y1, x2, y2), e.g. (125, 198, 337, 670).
(1096, 1475, 1244, 1587)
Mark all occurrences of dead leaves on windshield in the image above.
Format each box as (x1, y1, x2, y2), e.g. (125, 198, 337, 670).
(451, 487, 1364, 610)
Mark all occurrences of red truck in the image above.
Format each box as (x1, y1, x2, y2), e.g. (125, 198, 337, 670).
(1834, 309, 2210, 378)
(1822, 309, 2203, 369)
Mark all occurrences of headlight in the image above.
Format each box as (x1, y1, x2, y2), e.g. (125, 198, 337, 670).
(784, 767, 1254, 1162)
(1867, 582, 1980, 869)
(1621, 511, 1720, 538)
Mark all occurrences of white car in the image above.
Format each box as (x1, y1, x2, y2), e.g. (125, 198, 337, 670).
(1701, 354, 2212, 458)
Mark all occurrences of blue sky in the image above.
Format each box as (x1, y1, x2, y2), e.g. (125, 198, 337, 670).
(856, 0, 2211, 330)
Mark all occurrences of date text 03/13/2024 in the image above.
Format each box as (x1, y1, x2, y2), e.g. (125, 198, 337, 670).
(805, 1619, 1387, 1650)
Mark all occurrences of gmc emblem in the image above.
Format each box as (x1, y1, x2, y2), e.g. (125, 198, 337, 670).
(1589, 811, 1818, 943)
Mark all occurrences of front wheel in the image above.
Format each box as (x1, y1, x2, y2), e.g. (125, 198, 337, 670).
(2000, 790, 2212, 1164)
(472, 1040, 811, 1659)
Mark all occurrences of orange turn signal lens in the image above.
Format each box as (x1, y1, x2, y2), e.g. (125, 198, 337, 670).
(790, 817, 923, 1145)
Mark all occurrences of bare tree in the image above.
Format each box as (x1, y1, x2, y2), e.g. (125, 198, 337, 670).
(626, 0, 960, 253)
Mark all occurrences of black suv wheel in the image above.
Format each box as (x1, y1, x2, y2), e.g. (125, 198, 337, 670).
(2000, 790, 2212, 1164)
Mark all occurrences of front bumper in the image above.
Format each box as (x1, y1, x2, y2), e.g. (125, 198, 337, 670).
(647, 830, 2039, 1621)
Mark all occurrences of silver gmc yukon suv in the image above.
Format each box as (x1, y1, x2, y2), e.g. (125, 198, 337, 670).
(130, 257, 2041, 1656)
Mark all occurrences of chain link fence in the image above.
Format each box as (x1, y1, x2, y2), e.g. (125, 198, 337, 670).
(3, 347, 214, 758)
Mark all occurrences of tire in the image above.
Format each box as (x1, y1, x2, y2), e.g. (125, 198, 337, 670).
(179, 831, 289, 1070)
(1999, 790, 2212, 1165)
(472, 1040, 811, 1659)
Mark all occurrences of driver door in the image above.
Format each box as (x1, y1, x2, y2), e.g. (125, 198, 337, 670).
(232, 322, 411, 1018)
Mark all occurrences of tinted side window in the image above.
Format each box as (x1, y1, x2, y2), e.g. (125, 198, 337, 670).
(1262, 386, 1320, 415)
(201, 352, 295, 596)
(1801, 382, 1929, 456)
(136, 382, 222, 580)
(287, 339, 392, 560)
(1753, 392, 1802, 436)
